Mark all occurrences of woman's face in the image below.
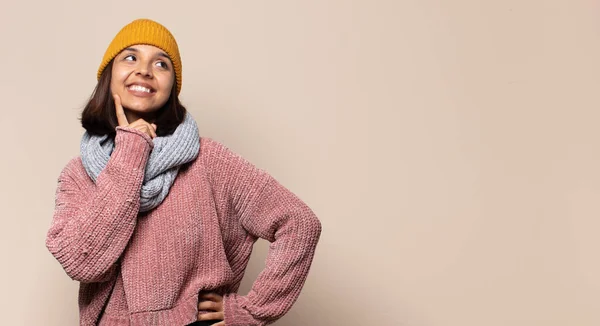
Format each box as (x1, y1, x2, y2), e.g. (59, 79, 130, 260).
(110, 44, 175, 119)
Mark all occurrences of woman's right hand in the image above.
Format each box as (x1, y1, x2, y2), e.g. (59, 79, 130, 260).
(114, 93, 157, 139)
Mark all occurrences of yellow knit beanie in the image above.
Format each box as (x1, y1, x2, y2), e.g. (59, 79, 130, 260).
(97, 19, 182, 94)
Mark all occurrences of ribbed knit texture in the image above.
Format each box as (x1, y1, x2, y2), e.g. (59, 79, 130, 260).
(98, 18, 182, 94)
(80, 112, 200, 212)
(46, 128, 322, 326)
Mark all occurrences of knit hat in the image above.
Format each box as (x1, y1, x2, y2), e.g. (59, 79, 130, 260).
(97, 19, 182, 94)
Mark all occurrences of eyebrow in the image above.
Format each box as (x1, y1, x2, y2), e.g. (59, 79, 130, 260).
(123, 47, 171, 61)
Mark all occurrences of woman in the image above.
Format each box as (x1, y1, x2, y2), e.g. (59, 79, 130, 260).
(46, 18, 322, 326)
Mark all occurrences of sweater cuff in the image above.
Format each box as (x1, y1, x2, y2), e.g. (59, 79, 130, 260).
(223, 293, 263, 326)
(115, 126, 155, 149)
(110, 127, 154, 170)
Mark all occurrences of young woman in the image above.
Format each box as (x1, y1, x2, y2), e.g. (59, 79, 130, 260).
(46, 18, 322, 326)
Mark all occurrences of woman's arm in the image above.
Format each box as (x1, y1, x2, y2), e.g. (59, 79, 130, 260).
(46, 127, 153, 283)
(203, 139, 322, 326)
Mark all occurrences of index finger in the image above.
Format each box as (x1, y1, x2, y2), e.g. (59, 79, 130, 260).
(199, 293, 223, 302)
(113, 94, 128, 127)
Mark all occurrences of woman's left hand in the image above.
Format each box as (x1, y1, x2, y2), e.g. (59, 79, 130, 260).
(197, 293, 225, 325)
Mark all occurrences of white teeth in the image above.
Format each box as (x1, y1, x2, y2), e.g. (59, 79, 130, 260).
(129, 85, 152, 93)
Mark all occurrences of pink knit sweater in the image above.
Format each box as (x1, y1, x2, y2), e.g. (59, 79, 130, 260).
(46, 126, 322, 326)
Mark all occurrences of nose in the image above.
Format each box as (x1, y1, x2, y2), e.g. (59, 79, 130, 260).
(135, 62, 153, 78)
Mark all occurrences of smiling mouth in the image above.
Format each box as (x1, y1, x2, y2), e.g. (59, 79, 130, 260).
(128, 85, 156, 93)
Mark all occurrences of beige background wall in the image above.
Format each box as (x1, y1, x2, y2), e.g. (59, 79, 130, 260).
(0, 0, 598, 325)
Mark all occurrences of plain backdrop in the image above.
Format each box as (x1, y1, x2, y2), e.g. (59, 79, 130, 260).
(1, 0, 599, 325)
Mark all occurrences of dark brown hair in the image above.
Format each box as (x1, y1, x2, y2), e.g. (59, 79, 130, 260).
(80, 60, 186, 137)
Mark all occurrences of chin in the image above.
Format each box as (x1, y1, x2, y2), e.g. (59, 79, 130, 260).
(128, 108, 156, 115)
(124, 101, 160, 112)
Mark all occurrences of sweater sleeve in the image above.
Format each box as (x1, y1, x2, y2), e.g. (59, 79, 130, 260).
(203, 139, 322, 326)
(46, 127, 153, 283)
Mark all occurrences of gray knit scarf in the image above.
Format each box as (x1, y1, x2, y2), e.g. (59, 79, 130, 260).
(80, 112, 200, 212)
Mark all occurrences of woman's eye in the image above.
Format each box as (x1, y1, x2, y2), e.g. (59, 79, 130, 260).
(124, 55, 136, 61)
(156, 61, 168, 69)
